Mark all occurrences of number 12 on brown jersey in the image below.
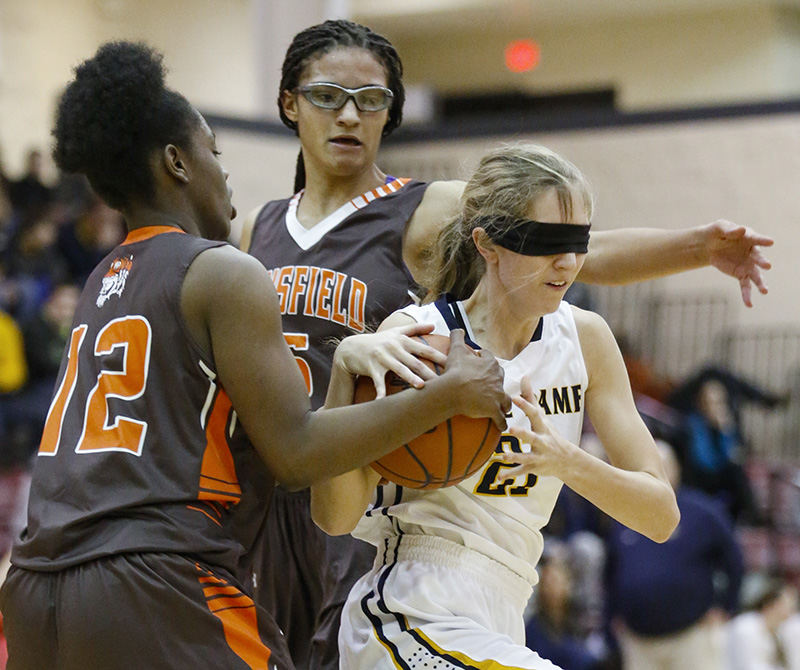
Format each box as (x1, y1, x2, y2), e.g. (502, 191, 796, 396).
(38, 316, 152, 457)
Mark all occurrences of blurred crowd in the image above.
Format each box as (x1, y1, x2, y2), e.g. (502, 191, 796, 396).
(0, 147, 125, 562)
(524, 316, 799, 670)
(1, 146, 798, 669)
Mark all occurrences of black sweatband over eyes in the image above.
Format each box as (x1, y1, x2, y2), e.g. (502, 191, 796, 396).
(479, 217, 591, 256)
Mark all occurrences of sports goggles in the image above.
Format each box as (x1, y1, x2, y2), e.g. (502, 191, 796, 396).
(296, 82, 394, 112)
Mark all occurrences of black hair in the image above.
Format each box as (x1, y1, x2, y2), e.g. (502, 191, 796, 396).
(280, 20, 405, 192)
(279, 20, 404, 135)
(52, 41, 198, 211)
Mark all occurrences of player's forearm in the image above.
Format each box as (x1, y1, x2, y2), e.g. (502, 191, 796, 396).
(325, 354, 357, 409)
(276, 374, 460, 489)
(311, 467, 377, 535)
(309, 355, 375, 534)
(579, 226, 709, 285)
(561, 447, 680, 542)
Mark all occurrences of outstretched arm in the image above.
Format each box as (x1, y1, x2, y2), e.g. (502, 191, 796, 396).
(579, 220, 773, 306)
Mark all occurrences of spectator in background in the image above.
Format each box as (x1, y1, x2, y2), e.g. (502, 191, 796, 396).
(0, 153, 17, 264)
(0, 283, 79, 474)
(21, 283, 79, 387)
(6, 149, 52, 225)
(615, 334, 686, 452)
(11, 283, 81, 456)
(667, 366, 783, 524)
(0, 310, 26, 398)
(727, 575, 798, 670)
(0, 152, 12, 227)
(606, 439, 743, 670)
(525, 542, 606, 670)
(57, 196, 125, 285)
(0, 308, 30, 563)
(616, 334, 674, 404)
(3, 211, 69, 322)
(668, 365, 786, 447)
(0, 305, 29, 465)
(49, 173, 93, 224)
(544, 433, 616, 642)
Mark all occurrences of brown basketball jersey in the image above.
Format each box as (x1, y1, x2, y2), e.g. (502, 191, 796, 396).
(248, 178, 428, 409)
(13, 227, 273, 573)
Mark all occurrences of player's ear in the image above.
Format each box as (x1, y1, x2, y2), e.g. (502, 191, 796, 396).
(472, 228, 498, 265)
(281, 89, 299, 123)
(163, 144, 190, 184)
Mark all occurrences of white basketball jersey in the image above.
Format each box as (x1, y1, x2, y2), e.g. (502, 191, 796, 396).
(352, 297, 588, 585)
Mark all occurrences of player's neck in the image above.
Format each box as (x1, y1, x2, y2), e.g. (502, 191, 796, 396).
(123, 202, 196, 237)
(296, 165, 387, 228)
(462, 283, 544, 359)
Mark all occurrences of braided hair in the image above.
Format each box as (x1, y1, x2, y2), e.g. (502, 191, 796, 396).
(279, 20, 405, 191)
(52, 41, 197, 211)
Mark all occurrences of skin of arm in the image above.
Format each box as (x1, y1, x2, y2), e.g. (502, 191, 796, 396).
(311, 312, 429, 535)
(403, 180, 772, 306)
(505, 307, 680, 543)
(310, 354, 383, 535)
(402, 179, 466, 292)
(181, 246, 508, 490)
(237, 205, 261, 252)
(578, 222, 772, 306)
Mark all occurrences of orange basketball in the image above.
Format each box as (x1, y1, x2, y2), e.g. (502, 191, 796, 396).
(353, 333, 502, 489)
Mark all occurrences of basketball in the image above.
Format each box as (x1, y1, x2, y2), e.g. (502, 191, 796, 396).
(353, 333, 502, 489)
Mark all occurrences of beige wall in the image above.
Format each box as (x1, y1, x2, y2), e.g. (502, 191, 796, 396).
(383, 6, 799, 109)
(217, 128, 299, 243)
(0, 0, 257, 177)
(4, 1, 800, 177)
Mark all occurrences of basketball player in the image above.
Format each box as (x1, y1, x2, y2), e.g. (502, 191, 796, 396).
(310, 143, 681, 669)
(240, 18, 773, 670)
(0, 41, 510, 670)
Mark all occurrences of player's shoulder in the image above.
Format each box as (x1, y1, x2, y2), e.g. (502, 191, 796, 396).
(238, 198, 291, 251)
(569, 304, 618, 362)
(569, 303, 609, 333)
(404, 180, 468, 285)
(408, 180, 465, 229)
(417, 179, 466, 211)
(187, 244, 270, 295)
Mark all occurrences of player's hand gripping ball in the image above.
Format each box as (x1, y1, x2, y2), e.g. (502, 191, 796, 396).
(354, 333, 502, 489)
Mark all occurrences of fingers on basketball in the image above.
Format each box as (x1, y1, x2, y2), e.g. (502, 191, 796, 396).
(353, 332, 502, 489)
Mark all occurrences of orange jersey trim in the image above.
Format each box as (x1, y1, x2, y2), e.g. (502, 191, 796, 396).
(348, 178, 411, 210)
(122, 225, 186, 245)
(199, 389, 243, 503)
(196, 564, 272, 669)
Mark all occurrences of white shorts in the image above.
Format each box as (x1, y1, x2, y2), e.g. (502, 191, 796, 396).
(339, 534, 562, 669)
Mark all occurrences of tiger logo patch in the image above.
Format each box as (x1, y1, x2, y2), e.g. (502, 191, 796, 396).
(97, 255, 133, 307)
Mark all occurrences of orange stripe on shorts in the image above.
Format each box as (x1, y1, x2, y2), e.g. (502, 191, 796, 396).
(195, 565, 272, 669)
